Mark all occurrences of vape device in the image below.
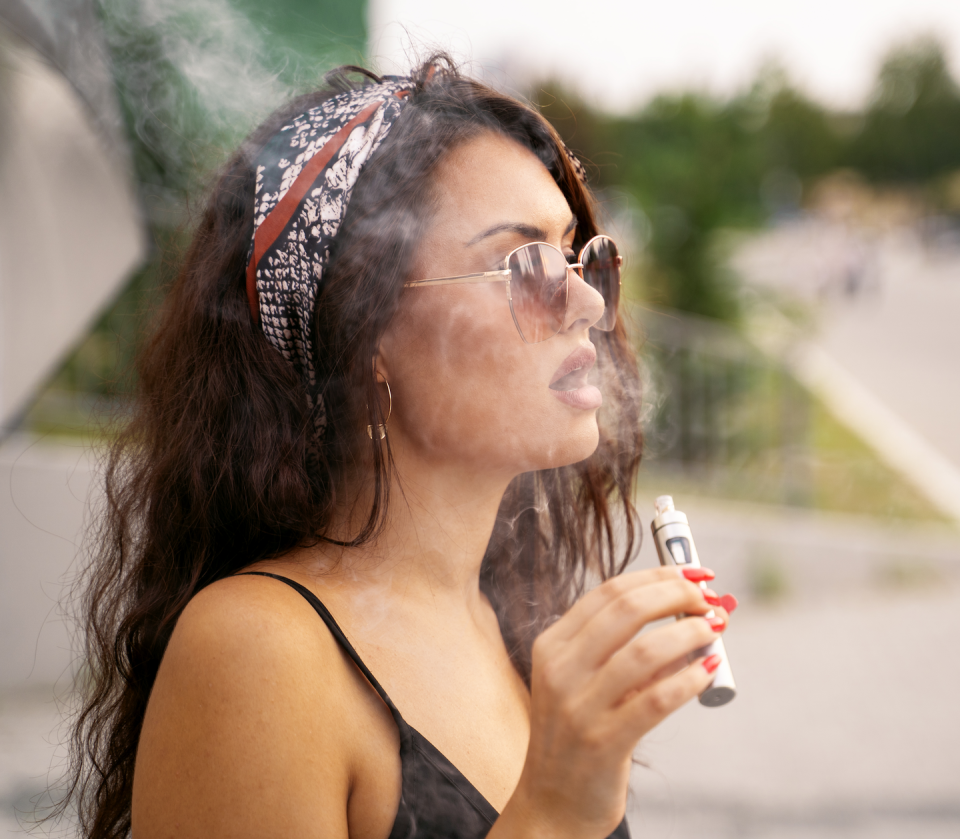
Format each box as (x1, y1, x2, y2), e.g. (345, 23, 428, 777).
(650, 495, 736, 707)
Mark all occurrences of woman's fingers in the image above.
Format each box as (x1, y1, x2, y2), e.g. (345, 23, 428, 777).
(584, 612, 728, 713)
(529, 568, 735, 759)
(543, 567, 686, 644)
(520, 570, 736, 838)
(568, 577, 714, 671)
(612, 655, 718, 743)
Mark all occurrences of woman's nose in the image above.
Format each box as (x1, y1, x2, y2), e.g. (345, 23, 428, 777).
(562, 268, 606, 334)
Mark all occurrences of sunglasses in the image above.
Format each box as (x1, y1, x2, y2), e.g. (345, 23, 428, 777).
(403, 235, 622, 343)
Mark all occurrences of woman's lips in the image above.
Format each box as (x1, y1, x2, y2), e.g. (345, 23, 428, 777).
(549, 344, 602, 410)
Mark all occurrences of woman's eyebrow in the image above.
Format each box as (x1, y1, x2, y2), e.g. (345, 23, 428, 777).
(467, 215, 578, 247)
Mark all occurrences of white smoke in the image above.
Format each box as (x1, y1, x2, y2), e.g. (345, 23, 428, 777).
(97, 0, 297, 209)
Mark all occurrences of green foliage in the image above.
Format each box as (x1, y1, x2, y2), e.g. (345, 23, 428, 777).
(746, 552, 790, 603)
(97, 0, 365, 217)
(52, 231, 183, 398)
(847, 37, 960, 181)
(536, 37, 960, 323)
(230, 0, 366, 76)
(539, 79, 835, 320)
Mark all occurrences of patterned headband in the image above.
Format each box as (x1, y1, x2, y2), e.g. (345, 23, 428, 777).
(246, 77, 414, 435)
(246, 73, 587, 440)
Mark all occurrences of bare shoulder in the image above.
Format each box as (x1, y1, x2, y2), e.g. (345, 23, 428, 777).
(160, 572, 341, 678)
(132, 574, 369, 838)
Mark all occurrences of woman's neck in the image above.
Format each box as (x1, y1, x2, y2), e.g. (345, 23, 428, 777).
(315, 452, 513, 613)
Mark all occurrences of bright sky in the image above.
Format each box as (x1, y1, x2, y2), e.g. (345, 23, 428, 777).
(368, 0, 960, 112)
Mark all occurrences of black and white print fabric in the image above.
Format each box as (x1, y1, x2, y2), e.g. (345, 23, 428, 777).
(246, 78, 412, 436)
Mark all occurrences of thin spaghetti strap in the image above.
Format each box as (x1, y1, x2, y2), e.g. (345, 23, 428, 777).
(237, 571, 407, 733)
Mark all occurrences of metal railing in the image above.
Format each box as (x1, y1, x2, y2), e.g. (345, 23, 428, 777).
(633, 305, 817, 507)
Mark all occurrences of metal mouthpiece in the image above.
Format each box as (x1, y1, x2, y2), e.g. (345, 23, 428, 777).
(654, 495, 675, 517)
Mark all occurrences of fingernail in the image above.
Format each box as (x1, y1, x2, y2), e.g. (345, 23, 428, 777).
(702, 654, 722, 674)
(702, 587, 722, 607)
(682, 567, 715, 582)
(706, 616, 726, 632)
(720, 593, 739, 614)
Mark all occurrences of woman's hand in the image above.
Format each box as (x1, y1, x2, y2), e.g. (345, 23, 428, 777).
(493, 566, 731, 839)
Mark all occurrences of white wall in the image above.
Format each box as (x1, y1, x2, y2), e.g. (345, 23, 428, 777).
(0, 35, 145, 432)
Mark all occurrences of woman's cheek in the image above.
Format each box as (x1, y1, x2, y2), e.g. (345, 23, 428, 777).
(401, 339, 535, 465)
(389, 300, 541, 465)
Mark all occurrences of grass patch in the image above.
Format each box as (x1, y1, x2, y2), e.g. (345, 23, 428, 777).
(638, 391, 947, 524)
(746, 550, 790, 602)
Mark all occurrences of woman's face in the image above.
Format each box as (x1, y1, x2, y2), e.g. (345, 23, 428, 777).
(378, 131, 607, 479)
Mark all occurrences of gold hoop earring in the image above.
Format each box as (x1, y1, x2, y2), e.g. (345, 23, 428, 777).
(366, 380, 392, 440)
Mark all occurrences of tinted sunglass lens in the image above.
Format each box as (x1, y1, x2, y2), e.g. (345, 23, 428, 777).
(581, 236, 621, 331)
(508, 244, 568, 343)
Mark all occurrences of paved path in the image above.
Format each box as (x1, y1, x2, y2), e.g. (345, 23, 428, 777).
(0, 435, 90, 693)
(0, 689, 68, 837)
(625, 502, 960, 838)
(627, 590, 960, 838)
(815, 238, 960, 471)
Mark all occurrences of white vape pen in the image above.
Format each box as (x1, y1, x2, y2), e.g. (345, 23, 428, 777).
(650, 495, 736, 707)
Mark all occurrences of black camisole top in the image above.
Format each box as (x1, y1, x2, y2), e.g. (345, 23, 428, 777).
(241, 572, 631, 839)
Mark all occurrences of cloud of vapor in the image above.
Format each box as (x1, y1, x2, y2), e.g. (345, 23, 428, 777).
(97, 0, 294, 212)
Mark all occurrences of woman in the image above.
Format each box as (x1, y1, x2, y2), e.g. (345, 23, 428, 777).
(67, 59, 734, 839)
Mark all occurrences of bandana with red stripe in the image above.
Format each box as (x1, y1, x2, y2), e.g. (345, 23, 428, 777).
(246, 78, 412, 435)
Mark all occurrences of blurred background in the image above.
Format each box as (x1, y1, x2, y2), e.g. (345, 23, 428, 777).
(1, 1, 959, 836)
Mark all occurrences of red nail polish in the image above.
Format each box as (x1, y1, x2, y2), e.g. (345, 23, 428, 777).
(720, 594, 739, 614)
(682, 567, 715, 583)
(706, 616, 726, 631)
(702, 588, 722, 607)
(702, 654, 721, 674)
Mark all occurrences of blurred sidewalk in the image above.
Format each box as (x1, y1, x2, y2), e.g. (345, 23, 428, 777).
(0, 688, 67, 837)
(1, 434, 93, 836)
(0, 435, 92, 692)
(735, 227, 960, 523)
(627, 492, 960, 838)
(627, 584, 960, 839)
(815, 236, 960, 470)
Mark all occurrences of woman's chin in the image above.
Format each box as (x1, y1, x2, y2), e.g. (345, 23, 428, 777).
(521, 416, 601, 474)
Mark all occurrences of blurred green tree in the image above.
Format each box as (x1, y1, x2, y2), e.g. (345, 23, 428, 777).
(537, 38, 960, 324)
(99, 0, 366, 218)
(231, 0, 366, 76)
(845, 37, 960, 181)
(541, 90, 743, 319)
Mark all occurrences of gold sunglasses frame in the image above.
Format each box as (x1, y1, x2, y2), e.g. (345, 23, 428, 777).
(402, 234, 623, 344)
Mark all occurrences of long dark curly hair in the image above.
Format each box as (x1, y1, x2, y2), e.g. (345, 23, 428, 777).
(61, 56, 644, 839)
